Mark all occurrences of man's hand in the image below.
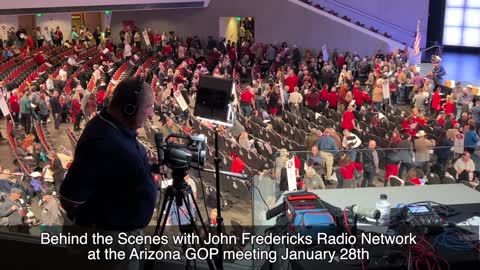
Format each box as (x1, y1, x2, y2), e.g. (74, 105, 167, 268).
(11, 205, 19, 211)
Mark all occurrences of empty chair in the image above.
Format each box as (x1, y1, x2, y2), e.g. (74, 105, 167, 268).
(426, 172, 441, 185)
(389, 175, 405, 187)
(442, 175, 456, 184)
(415, 168, 425, 179)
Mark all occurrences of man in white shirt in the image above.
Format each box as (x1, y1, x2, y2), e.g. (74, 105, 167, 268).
(67, 54, 79, 66)
(58, 65, 68, 81)
(454, 151, 475, 181)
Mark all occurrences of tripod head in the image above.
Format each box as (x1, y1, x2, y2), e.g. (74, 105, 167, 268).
(170, 168, 192, 207)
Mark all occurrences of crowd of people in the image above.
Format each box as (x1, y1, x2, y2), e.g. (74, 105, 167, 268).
(1, 19, 479, 231)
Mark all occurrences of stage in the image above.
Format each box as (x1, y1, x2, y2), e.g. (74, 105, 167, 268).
(417, 52, 480, 86)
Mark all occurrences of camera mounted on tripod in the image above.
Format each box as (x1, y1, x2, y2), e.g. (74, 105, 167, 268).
(155, 133, 206, 170)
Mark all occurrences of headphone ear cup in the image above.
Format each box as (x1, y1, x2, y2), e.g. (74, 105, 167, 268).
(124, 104, 137, 116)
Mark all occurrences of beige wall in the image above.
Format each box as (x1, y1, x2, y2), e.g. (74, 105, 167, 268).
(36, 13, 72, 41)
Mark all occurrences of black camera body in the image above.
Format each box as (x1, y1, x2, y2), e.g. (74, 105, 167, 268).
(155, 133, 206, 170)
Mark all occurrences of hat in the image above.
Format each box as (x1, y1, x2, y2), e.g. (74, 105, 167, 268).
(30, 171, 42, 178)
(10, 188, 23, 195)
(43, 187, 55, 196)
(416, 130, 427, 137)
(467, 84, 473, 88)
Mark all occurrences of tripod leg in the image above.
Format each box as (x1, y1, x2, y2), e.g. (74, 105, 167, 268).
(181, 195, 216, 270)
(188, 193, 211, 240)
(146, 192, 174, 270)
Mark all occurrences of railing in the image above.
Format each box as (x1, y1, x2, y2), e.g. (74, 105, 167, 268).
(309, 0, 416, 45)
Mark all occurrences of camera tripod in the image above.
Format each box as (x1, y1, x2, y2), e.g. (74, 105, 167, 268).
(145, 169, 215, 270)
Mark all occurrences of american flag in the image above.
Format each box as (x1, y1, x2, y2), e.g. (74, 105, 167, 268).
(414, 19, 421, 55)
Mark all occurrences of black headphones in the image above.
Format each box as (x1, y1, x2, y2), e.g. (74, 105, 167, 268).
(122, 76, 145, 116)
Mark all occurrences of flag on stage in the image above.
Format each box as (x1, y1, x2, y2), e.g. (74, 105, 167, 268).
(414, 19, 421, 55)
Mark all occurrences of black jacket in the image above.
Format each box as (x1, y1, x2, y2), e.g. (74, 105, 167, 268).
(50, 96, 62, 115)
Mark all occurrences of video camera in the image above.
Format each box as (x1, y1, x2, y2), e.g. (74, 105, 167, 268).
(155, 133, 206, 170)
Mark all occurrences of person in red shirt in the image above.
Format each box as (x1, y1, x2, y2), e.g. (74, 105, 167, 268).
(443, 95, 455, 115)
(33, 53, 46, 65)
(437, 112, 446, 127)
(285, 70, 298, 93)
(338, 153, 363, 189)
(305, 88, 321, 112)
(341, 105, 356, 130)
(71, 94, 82, 131)
(431, 86, 442, 116)
(96, 89, 105, 110)
(161, 42, 173, 57)
(319, 84, 329, 112)
(230, 152, 245, 173)
(328, 87, 339, 110)
(8, 90, 20, 123)
(239, 87, 255, 117)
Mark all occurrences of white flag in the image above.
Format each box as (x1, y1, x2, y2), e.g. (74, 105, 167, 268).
(382, 79, 390, 99)
(0, 93, 11, 117)
(142, 29, 151, 48)
(174, 90, 189, 111)
(322, 44, 329, 62)
(286, 158, 297, 191)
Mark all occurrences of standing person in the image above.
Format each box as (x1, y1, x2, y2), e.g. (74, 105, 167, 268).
(362, 140, 379, 187)
(8, 89, 20, 123)
(317, 128, 339, 183)
(41, 188, 62, 226)
(123, 40, 132, 61)
(431, 86, 442, 116)
(19, 90, 32, 134)
(34, 27, 44, 47)
(464, 124, 479, 154)
(239, 86, 255, 117)
(398, 134, 414, 179)
(372, 78, 384, 111)
(267, 86, 279, 116)
(414, 130, 434, 172)
(341, 105, 356, 131)
(38, 92, 49, 126)
(71, 94, 82, 132)
(384, 144, 401, 187)
(50, 90, 62, 129)
(288, 87, 303, 115)
(55, 26, 63, 46)
(338, 153, 363, 189)
(305, 87, 320, 112)
(0, 188, 23, 227)
(60, 77, 156, 270)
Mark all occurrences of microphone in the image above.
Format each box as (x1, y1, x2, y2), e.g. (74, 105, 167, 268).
(351, 205, 381, 220)
(266, 202, 285, 220)
(154, 132, 165, 165)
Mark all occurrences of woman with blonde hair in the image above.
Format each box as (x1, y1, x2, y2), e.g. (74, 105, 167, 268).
(372, 78, 384, 110)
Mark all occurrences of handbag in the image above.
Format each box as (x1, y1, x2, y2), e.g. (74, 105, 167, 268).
(353, 168, 364, 183)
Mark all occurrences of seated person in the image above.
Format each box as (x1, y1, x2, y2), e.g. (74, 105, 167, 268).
(307, 145, 325, 175)
(302, 167, 325, 190)
(454, 151, 475, 182)
(0, 169, 24, 193)
(0, 188, 24, 226)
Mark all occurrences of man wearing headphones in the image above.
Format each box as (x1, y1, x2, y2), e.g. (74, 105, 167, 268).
(60, 76, 156, 269)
